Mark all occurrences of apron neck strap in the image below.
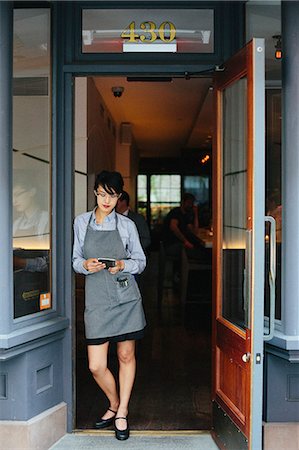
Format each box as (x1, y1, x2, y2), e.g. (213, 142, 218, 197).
(89, 209, 118, 229)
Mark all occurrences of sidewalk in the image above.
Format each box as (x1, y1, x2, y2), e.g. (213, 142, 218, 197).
(50, 431, 218, 450)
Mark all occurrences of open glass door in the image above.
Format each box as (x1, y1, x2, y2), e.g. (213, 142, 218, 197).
(212, 39, 265, 450)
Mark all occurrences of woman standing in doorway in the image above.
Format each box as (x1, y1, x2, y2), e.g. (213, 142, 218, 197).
(72, 170, 146, 441)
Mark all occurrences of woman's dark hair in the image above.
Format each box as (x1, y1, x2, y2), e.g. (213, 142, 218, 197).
(94, 170, 124, 195)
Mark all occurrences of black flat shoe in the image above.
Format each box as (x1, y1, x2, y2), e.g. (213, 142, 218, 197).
(114, 417, 130, 440)
(95, 408, 117, 429)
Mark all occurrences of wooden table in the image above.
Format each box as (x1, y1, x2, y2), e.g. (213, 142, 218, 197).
(192, 227, 213, 248)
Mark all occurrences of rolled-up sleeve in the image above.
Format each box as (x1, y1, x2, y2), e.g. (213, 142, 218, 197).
(122, 220, 146, 275)
(72, 216, 90, 275)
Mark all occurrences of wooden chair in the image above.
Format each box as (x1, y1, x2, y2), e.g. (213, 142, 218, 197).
(180, 247, 212, 307)
(157, 241, 177, 309)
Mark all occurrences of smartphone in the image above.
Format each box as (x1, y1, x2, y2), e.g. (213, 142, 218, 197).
(97, 258, 116, 268)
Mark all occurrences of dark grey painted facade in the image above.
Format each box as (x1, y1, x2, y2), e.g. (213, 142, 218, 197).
(263, 0, 299, 423)
(0, 0, 70, 427)
(0, 0, 298, 438)
(264, 346, 299, 422)
(0, 2, 13, 335)
(0, 337, 64, 420)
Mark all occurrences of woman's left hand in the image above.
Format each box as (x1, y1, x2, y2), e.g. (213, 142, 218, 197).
(108, 260, 125, 274)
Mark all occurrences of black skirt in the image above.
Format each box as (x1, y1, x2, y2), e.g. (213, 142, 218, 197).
(86, 327, 145, 345)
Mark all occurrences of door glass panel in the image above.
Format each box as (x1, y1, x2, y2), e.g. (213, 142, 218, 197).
(222, 78, 248, 329)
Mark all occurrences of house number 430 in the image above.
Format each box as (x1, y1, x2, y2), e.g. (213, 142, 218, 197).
(121, 21, 176, 43)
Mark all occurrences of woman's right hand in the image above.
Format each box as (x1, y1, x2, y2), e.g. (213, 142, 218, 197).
(83, 258, 106, 273)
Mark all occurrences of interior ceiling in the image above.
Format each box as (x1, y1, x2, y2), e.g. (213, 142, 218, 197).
(93, 76, 213, 158)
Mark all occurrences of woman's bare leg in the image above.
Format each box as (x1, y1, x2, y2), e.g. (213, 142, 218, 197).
(115, 340, 136, 430)
(88, 343, 119, 418)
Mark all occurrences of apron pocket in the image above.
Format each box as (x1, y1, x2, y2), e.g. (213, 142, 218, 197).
(115, 273, 141, 304)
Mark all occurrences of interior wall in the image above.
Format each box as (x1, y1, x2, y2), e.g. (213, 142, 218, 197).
(75, 78, 140, 211)
(115, 122, 139, 208)
(74, 78, 87, 216)
(87, 78, 116, 209)
(130, 138, 139, 209)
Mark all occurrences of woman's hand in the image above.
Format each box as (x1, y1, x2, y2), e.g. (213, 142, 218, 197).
(108, 260, 125, 275)
(83, 258, 105, 273)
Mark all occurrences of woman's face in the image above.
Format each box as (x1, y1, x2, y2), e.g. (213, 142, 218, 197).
(94, 185, 120, 215)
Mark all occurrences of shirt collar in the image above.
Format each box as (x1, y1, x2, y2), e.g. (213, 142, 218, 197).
(92, 207, 116, 224)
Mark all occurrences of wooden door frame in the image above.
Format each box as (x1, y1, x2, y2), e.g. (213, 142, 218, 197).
(211, 39, 265, 450)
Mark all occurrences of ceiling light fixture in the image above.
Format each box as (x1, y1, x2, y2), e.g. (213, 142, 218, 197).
(201, 154, 210, 164)
(112, 86, 124, 98)
(273, 34, 282, 60)
(126, 77, 172, 82)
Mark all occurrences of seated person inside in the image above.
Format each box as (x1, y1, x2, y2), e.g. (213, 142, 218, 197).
(162, 193, 199, 256)
(162, 191, 211, 263)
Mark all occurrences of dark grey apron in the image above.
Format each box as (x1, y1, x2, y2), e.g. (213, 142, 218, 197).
(83, 212, 146, 340)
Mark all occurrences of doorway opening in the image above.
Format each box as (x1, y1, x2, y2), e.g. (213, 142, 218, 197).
(74, 75, 213, 431)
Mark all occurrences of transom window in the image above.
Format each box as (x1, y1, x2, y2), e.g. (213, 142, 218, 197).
(82, 9, 214, 54)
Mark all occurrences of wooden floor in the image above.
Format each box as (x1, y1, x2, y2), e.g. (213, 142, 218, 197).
(75, 251, 212, 430)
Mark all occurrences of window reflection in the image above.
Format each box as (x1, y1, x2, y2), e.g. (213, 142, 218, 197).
(13, 169, 49, 252)
(222, 78, 248, 329)
(13, 9, 51, 318)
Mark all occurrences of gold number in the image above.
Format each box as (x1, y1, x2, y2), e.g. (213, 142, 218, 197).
(121, 21, 177, 44)
(159, 22, 176, 42)
(120, 21, 139, 43)
(140, 21, 158, 43)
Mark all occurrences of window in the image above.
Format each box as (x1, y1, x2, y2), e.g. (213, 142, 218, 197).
(137, 174, 211, 229)
(184, 176, 210, 227)
(13, 9, 52, 318)
(136, 174, 147, 219)
(150, 175, 181, 226)
(82, 9, 214, 54)
(137, 174, 181, 226)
